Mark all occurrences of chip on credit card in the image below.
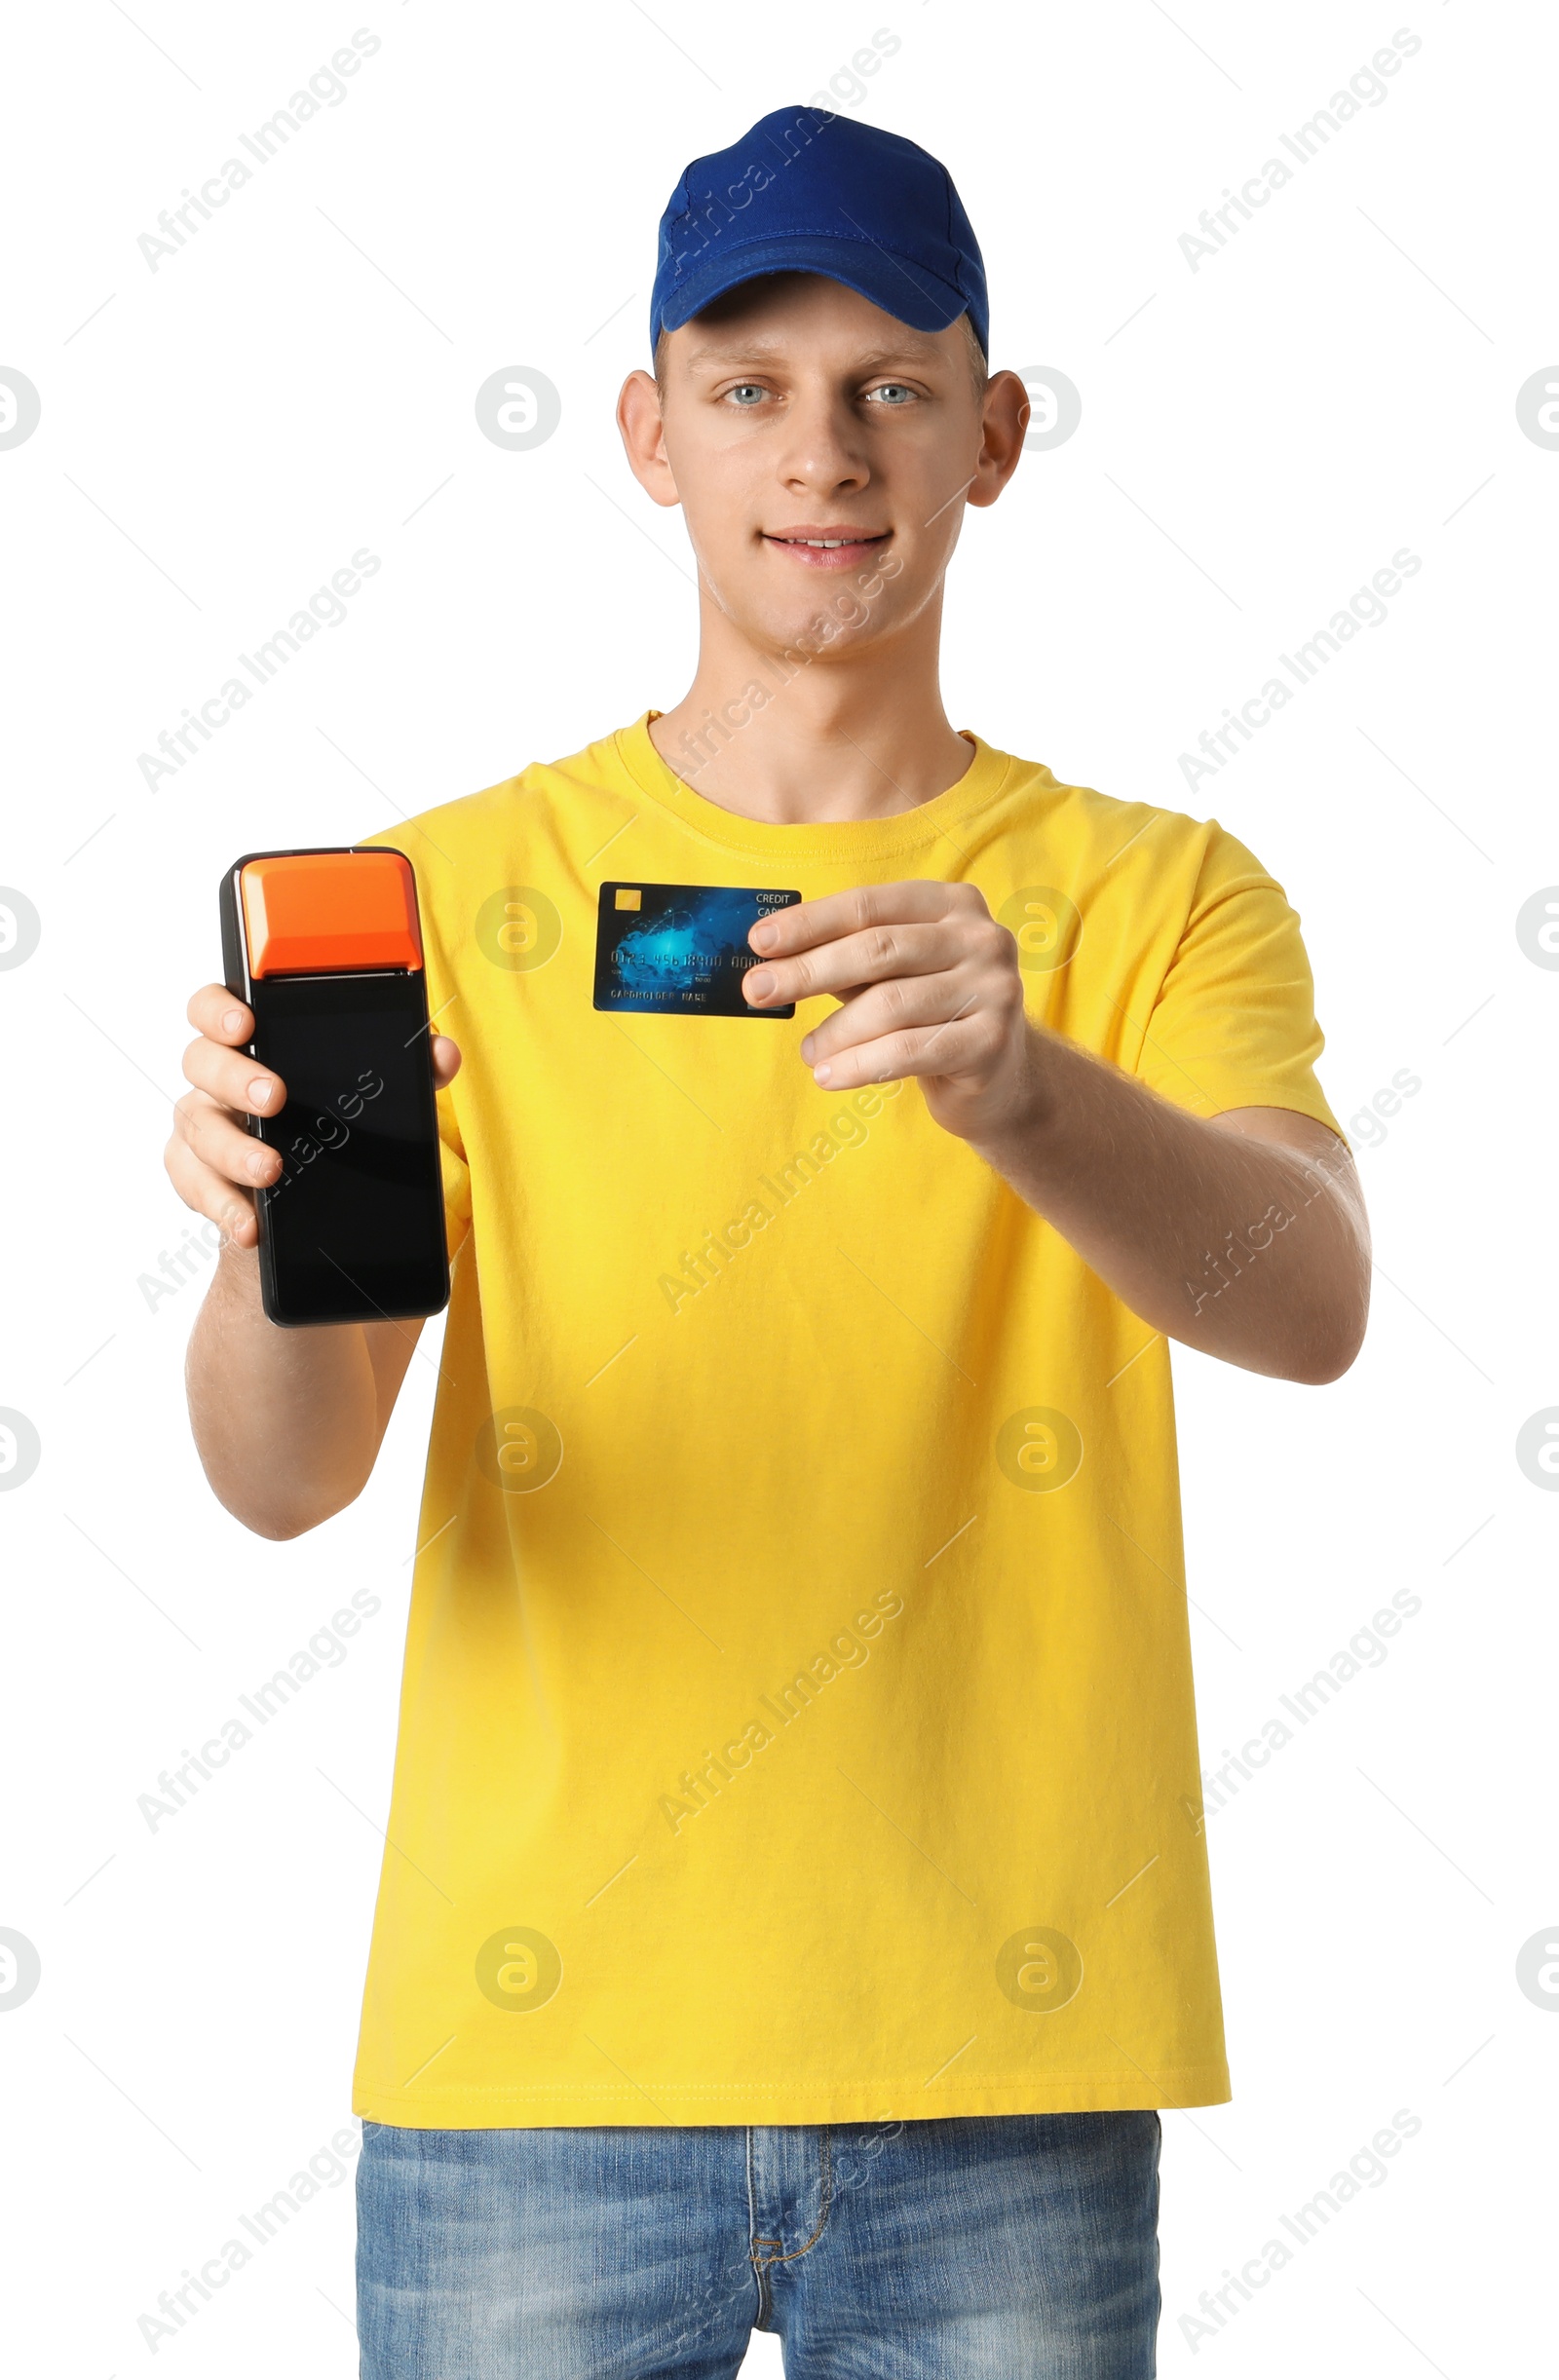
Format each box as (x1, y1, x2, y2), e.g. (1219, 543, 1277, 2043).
(592, 882, 802, 1016)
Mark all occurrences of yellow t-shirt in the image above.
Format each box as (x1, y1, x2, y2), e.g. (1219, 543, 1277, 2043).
(352, 711, 1340, 2129)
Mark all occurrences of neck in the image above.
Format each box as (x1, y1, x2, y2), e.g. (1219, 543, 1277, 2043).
(648, 583, 973, 825)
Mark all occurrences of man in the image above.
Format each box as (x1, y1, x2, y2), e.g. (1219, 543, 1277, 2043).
(169, 106, 1368, 2377)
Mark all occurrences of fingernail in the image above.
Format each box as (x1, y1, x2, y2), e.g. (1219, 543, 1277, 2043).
(747, 969, 774, 1000)
(248, 1078, 271, 1108)
(752, 922, 777, 951)
(799, 1035, 814, 1061)
(247, 1150, 273, 1181)
(813, 1063, 832, 1085)
(223, 1008, 245, 1035)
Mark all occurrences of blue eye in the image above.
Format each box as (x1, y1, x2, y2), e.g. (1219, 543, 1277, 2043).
(869, 384, 915, 404)
(727, 384, 767, 405)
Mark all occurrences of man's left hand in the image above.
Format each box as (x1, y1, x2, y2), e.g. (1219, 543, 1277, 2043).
(743, 881, 1031, 1143)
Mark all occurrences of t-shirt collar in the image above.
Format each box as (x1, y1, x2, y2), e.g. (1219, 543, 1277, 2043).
(614, 709, 1013, 864)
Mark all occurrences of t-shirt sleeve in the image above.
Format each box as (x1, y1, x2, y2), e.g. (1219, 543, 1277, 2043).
(436, 1080, 474, 1259)
(1134, 824, 1345, 1139)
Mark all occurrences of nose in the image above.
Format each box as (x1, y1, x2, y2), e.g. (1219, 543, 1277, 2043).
(775, 381, 871, 499)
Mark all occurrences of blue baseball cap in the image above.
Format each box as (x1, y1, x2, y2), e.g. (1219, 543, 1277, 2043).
(650, 106, 988, 362)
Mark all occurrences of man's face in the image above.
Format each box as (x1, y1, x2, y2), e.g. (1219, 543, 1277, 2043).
(621, 272, 1021, 662)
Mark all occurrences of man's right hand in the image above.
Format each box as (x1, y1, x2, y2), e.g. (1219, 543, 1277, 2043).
(171, 987, 463, 1533)
(167, 985, 287, 1251)
(166, 985, 463, 1252)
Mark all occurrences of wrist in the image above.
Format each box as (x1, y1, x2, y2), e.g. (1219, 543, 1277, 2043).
(211, 1228, 264, 1306)
(963, 1024, 1069, 1171)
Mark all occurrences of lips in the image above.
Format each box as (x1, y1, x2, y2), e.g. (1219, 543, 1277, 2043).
(762, 527, 892, 571)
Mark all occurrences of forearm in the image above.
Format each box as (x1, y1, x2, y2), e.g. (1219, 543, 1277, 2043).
(969, 1025, 1369, 1383)
(185, 1242, 381, 1537)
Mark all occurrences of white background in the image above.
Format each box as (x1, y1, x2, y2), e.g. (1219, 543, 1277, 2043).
(2, 0, 1554, 2370)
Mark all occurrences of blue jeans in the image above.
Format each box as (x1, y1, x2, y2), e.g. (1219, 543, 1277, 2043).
(357, 2110, 1160, 2376)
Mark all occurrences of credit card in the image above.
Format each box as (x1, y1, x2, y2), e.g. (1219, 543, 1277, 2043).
(592, 882, 802, 1016)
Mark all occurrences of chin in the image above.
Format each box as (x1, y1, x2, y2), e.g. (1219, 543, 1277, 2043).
(753, 593, 889, 663)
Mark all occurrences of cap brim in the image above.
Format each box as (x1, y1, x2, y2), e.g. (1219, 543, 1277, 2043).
(659, 231, 970, 342)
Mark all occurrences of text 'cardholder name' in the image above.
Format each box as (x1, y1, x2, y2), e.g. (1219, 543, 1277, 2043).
(592, 882, 802, 1017)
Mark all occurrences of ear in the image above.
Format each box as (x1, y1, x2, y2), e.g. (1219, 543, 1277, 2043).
(965, 368, 1029, 511)
(617, 370, 682, 510)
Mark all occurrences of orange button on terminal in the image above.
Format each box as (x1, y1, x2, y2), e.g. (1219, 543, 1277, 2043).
(241, 850, 423, 978)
